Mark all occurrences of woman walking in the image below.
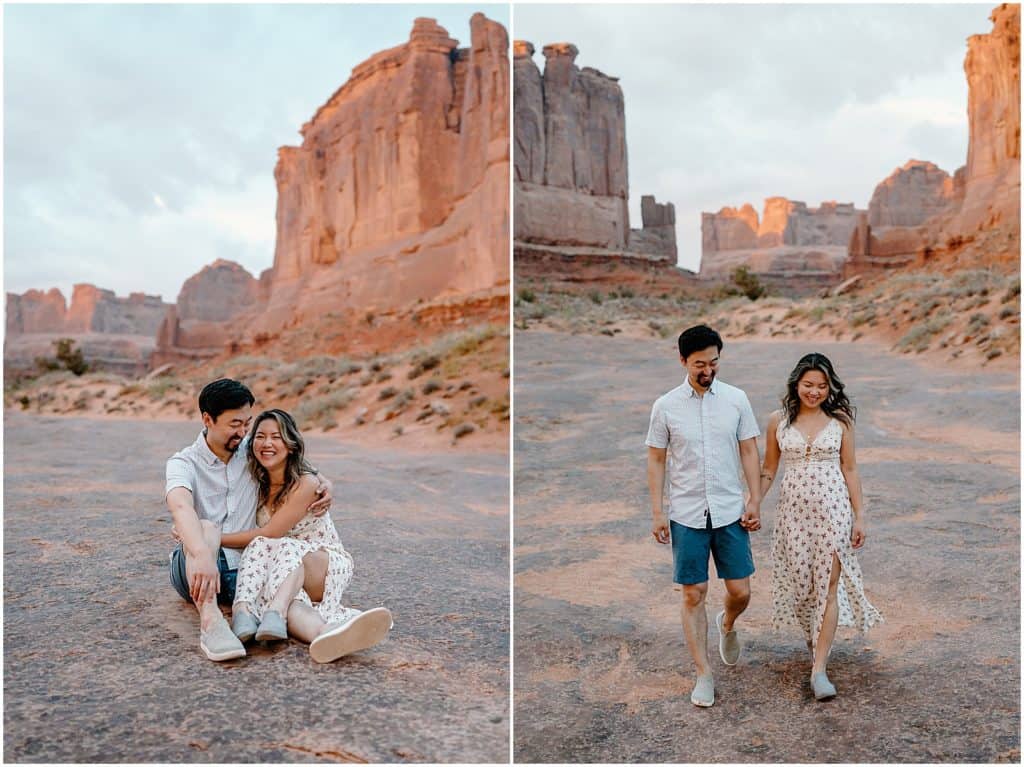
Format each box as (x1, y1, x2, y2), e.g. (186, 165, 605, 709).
(759, 353, 882, 700)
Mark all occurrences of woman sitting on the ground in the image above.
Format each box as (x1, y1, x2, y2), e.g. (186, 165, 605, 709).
(219, 408, 392, 662)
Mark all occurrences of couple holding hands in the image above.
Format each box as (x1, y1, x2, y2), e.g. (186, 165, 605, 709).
(647, 324, 883, 706)
(165, 379, 392, 663)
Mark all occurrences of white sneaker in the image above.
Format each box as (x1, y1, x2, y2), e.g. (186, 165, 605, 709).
(200, 616, 246, 661)
(309, 607, 392, 663)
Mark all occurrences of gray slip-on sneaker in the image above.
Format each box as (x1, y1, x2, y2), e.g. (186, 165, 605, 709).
(255, 610, 288, 642)
(716, 610, 741, 666)
(309, 607, 392, 663)
(231, 609, 259, 643)
(200, 617, 246, 661)
(690, 674, 715, 707)
(811, 672, 837, 701)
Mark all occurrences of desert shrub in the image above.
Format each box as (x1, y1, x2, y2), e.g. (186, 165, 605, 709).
(146, 378, 182, 399)
(294, 388, 355, 428)
(967, 313, 991, 334)
(850, 308, 876, 327)
(407, 354, 441, 380)
(910, 298, 942, 321)
(588, 290, 603, 305)
(1001, 278, 1021, 304)
(731, 266, 765, 301)
(517, 288, 536, 303)
(379, 386, 398, 401)
(896, 315, 953, 352)
(375, 371, 393, 383)
(422, 378, 442, 395)
(453, 422, 476, 439)
(998, 306, 1017, 320)
(618, 287, 635, 299)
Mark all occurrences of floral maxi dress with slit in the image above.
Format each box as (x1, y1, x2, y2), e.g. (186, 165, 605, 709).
(233, 508, 361, 625)
(770, 417, 882, 649)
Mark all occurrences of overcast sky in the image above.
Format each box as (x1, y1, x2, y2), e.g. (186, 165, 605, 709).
(4, 3, 508, 302)
(514, 3, 995, 271)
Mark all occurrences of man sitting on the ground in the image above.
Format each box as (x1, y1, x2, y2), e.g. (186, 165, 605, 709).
(166, 378, 332, 661)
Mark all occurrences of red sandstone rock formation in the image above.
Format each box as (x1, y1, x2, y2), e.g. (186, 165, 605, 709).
(5, 285, 169, 373)
(846, 4, 1020, 277)
(868, 160, 958, 227)
(513, 40, 676, 262)
(700, 198, 863, 289)
(155, 14, 510, 364)
(6, 289, 67, 335)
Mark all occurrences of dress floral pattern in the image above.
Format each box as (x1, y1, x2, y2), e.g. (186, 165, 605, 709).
(770, 416, 882, 650)
(233, 507, 360, 625)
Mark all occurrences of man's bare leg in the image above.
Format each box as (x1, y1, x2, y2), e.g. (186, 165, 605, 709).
(721, 577, 751, 632)
(681, 582, 712, 678)
(302, 550, 328, 603)
(195, 520, 225, 631)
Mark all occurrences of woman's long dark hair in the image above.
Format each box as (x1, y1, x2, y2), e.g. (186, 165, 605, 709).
(782, 353, 856, 428)
(246, 409, 315, 512)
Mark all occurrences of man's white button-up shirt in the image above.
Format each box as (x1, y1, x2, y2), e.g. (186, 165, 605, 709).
(645, 377, 760, 529)
(165, 431, 258, 568)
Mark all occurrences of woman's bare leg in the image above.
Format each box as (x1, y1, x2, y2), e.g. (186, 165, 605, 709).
(812, 554, 842, 675)
(267, 563, 305, 617)
(287, 601, 327, 643)
(302, 551, 328, 603)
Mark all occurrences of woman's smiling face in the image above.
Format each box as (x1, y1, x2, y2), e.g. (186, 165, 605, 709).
(797, 369, 830, 410)
(252, 419, 289, 471)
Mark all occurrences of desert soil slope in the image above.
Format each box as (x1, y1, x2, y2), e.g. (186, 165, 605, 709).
(514, 330, 1019, 763)
(4, 416, 509, 763)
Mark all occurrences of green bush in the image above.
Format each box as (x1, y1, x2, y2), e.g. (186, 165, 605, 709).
(731, 266, 765, 301)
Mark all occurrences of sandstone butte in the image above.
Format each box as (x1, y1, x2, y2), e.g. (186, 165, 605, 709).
(702, 3, 1020, 289)
(4, 285, 170, 375)
(6, 14, 510, 373)
(154, 14, 510, 366)
(512, 39, 678, 265)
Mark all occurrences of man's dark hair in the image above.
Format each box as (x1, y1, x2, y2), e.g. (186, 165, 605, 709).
(677, 324, 723, 359)
(198, 379, 255, 421)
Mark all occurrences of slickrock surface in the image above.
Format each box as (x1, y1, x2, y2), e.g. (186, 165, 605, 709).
(4, 415, 509, 763)
(157, 14, 510, 364)
(514, 330, 1019, 763)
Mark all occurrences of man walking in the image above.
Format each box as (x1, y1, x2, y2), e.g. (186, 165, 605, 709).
(645, 325, 762, 706)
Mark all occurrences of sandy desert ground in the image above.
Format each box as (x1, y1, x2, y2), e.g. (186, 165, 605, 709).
(513, 329, 1019, 763)
(3, 415, 509, 763)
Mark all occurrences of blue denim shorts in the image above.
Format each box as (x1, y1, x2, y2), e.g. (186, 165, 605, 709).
(169, 544, 237, 606)
(670, 518, 755, 585)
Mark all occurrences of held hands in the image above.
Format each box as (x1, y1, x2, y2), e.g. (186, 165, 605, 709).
(851, 518, 867, 549)
(740, 497, 762, 532)
(307, 476, 334, 517)
(651, 511, 671, 545)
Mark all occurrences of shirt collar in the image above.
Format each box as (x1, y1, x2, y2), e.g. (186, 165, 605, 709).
(196, 429, 229, 466)
(683, 376, 718, 398)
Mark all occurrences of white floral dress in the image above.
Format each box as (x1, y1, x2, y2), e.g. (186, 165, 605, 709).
(770, 416, 883, 649)
(233, 507, 360, 625)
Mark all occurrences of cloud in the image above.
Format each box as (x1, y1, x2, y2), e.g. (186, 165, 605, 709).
(4, 4, 509, 299)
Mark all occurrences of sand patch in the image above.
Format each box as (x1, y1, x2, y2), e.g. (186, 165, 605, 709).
(515, 537, 662, 608)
